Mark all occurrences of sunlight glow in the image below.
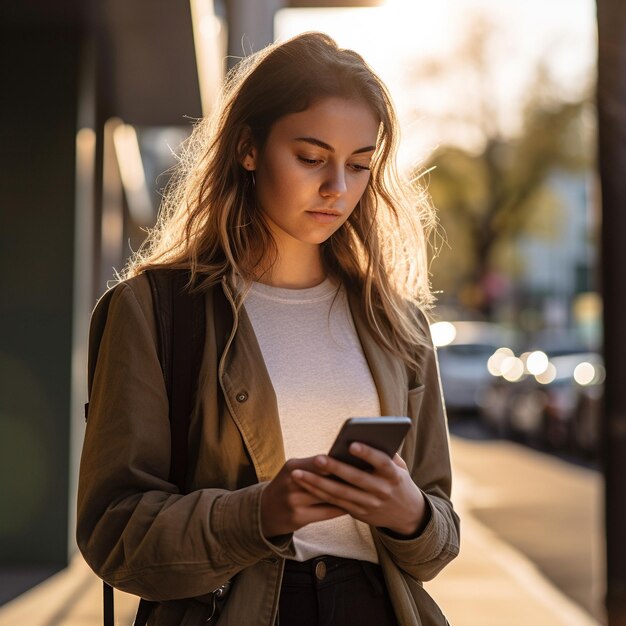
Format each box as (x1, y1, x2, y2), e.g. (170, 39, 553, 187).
(191, 0, 226, 116)
(112, 123, 154, 225)
(275, 0, 595, 169)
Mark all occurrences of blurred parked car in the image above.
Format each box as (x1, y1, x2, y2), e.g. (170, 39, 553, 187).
(572, 379, 603, 457)
(478, 348, 604, 456)
(479, 376, 544, 442)
(431, 321, 518, 415)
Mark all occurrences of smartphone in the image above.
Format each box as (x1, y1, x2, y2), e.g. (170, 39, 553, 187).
(328, 416, 412, 472)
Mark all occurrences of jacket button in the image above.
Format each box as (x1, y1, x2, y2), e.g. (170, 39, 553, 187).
(236, 392, 248, 403)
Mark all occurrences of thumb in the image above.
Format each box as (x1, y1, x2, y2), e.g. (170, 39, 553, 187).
(392, 453, 408, 470)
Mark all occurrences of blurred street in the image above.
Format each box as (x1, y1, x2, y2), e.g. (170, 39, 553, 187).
(0, 431, 604, 626)
(455, 422, 605, 618)
(428, 431, 605, 625)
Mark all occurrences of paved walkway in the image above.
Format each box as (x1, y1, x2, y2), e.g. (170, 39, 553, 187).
(0, 437, 605, 626)
(442, 436, 605, 621)
(427, 435, 605, 625)
(427, 473, 603, 625)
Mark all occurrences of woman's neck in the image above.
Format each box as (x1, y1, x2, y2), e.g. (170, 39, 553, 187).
(255, 242, 325, 289)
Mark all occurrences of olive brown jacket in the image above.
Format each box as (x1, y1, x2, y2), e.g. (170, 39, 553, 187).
(76, 274, 460, 625)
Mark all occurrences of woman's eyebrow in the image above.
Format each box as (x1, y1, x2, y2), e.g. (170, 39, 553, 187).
(294, 136, 376, 155)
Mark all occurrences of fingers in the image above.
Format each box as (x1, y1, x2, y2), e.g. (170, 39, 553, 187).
(280, 491, 348, 525)
(276, 452, 418, 533)
(321, 443, 400, 484)
(290, 453, 423, 533)
(291, 470, 375, 516)
(392, 453, 408, 470)
(345, 443, 399, 475)
(290, 445, 407, 509)
(261, 461, 348, 536)
(284, 456, 332, 476)
(276, 459, 333, 506)
(300, 504, 347, 524)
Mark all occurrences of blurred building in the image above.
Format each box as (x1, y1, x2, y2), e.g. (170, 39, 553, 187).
(0, 0, 204, 603)
(516, 170, 598, 334)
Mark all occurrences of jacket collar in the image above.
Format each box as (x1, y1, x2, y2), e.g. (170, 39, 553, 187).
(347, 289, 408, 418)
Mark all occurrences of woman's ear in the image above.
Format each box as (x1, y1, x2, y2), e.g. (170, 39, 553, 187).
(237, 126, 257, 171)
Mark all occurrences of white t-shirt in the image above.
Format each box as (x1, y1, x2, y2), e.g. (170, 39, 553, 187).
(243, 278, 381, 563)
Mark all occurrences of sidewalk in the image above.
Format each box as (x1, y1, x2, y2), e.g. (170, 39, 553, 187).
(0, 556, 137, 626)
(426, 471, 602, 626)
(0, 440, 604, 626)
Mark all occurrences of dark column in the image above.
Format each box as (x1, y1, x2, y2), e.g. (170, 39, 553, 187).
(597, 0, 626, 624)
(0, 14, 82, 599)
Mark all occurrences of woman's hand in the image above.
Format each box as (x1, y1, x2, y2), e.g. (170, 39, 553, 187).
(290, 444, 427, 536)
(260, 457, 347, 539)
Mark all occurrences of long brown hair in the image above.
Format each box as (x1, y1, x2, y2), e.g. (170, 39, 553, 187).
(121, 32, 437, 372)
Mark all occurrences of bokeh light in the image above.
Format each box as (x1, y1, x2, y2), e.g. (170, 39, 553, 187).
(574, 361, 596, 386)
(430, 321, 457, 347)
(501, 356, 525, 382)
(526, 350, 549, 375)
(535, 362, 557, 384)
(487, 347, 515, 376)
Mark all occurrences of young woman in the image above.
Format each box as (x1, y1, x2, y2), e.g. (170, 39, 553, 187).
(77, 32, 459, 626)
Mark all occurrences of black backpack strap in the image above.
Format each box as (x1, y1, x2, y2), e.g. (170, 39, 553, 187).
(168, 270, 206, 491)
(131, 269, 207, 625)
(103, 581, 114, 626)
(133, 596, 156, 626)
(94, 270, 226, 626)
(147, 269, 174, 396)
(89, 286, 131, 626)
(146, 269, 206, 492)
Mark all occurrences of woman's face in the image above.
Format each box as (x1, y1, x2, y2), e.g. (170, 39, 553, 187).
(245, 97, 379, 253)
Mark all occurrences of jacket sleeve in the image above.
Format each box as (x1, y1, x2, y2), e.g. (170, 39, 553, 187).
(76, 281, 293, 602)
(375, 311, 460, 582)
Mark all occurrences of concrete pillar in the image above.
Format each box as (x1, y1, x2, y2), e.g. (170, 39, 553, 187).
(226, 0, 285, 67)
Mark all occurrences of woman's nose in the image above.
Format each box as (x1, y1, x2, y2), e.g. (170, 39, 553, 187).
(320, 167, 347, 198)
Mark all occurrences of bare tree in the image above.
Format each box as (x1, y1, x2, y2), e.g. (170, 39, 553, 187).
(411, 16, 593, 315)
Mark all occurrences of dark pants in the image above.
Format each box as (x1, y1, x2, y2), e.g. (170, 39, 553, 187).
(277, 556, 398, 626)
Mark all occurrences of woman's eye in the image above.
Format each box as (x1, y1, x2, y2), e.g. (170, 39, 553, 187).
(349, 163, 371, 172)
(297, 155, 370, 171)
(297, 156, 321, 165)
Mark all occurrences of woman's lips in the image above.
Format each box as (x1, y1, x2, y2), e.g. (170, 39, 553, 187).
(306, 211, 342, 223)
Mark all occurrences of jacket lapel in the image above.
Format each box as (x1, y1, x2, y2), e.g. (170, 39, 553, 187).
(348, 291, 408, 418)
(219, 296, 286, 483)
